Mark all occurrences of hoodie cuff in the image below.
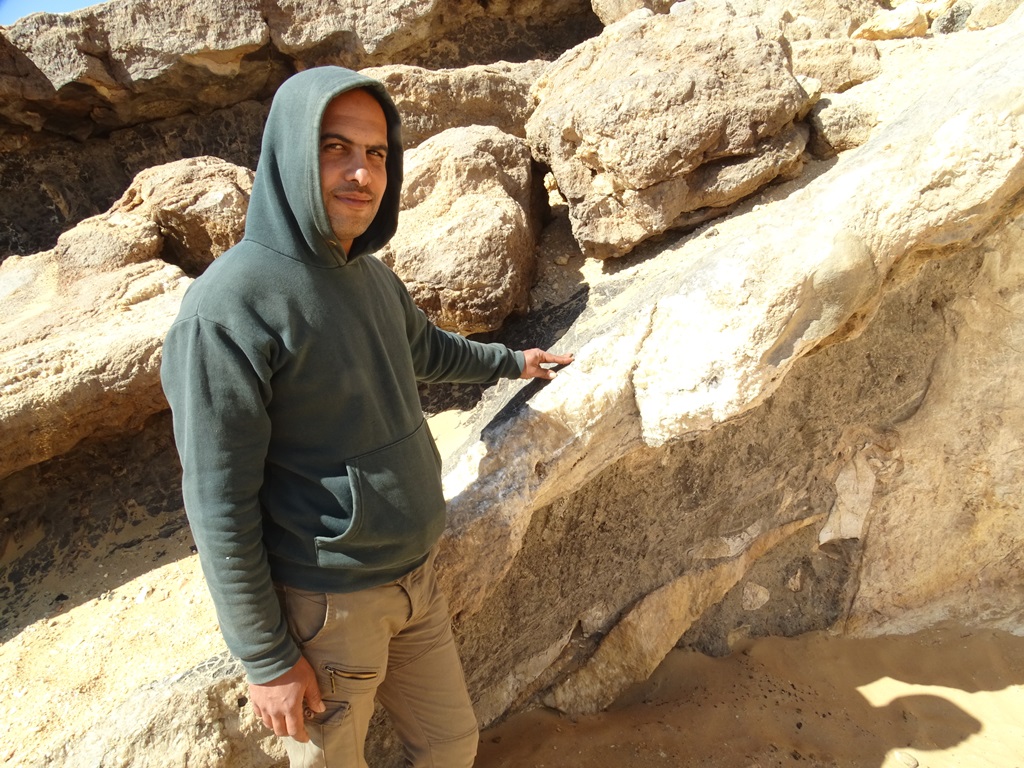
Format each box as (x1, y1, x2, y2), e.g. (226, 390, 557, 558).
(509, 349, 526, 379)
(241, 637, 304, 685)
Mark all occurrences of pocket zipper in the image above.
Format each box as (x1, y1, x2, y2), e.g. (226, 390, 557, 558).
(323, 664, 378, 693)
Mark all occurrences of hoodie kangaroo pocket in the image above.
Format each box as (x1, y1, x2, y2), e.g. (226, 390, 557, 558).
(314, 419, 446, 569)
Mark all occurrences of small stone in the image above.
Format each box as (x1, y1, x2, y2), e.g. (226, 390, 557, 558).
(893, 751, 919, 767)
(787, 569, 804, 592)
(742, 582, 771, 611)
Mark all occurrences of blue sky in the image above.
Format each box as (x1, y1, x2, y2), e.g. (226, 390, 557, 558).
(0, 0, 103, 26)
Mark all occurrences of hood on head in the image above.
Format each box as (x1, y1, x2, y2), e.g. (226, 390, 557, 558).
(243, 66, 404, 267)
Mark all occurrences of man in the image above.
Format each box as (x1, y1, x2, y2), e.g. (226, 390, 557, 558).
(160, 66, 572, 768)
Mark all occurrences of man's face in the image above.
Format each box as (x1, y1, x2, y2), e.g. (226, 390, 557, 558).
(319, 88, 389, 253)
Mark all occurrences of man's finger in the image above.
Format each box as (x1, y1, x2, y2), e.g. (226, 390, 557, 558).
(544, 352, 575, 365)
(305, 682, 326, 714)
(286, 711, 310, 743)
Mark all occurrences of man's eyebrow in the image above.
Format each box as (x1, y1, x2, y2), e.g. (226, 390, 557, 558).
(319, 132, 388, 153)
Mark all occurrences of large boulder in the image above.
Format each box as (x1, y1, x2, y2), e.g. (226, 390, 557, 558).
(436, 14, 1024, 716)
(0, 1, 283, 139)
(5, 6, 1024, 768)
(0, 101, 268, 261)
(379, 126, 544, 334)
(0, 0, 598, 143)
(789, 38, 881, 92)
(359, 61, 549, 149)
(526, 1, 811, 259)
(0, 156, 251, 481)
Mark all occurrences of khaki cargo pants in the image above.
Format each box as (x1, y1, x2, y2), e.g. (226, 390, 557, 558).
(276, 554, 478, 768)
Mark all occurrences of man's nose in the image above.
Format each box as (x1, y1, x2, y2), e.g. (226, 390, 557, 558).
(346, 154, 371, 187)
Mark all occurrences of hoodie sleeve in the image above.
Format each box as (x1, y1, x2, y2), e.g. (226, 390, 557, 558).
(386, 269, 526, 383)
(160, 313, 301, 684)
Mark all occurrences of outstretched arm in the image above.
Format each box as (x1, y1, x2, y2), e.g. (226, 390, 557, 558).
(519, 349, 574, 380)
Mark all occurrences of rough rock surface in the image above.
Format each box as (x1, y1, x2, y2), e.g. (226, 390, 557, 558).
(44, 654, 283, 768)
(590, 0, 677, 25)
(735, 0, 883, 40)
(0, 0, 600, 259)
(527, 1, 811, 259)
(808, 92, 878, 156)
(436, 15, 1024, 718)
(853, 0, 930, 38)
(0, 0, 598, 142)
(789, 38, 881, 92)
(0, 101, 267, 261)
(0, 157, 250, 480)
(966, 0, 1024, 27)
(379, 126, 543, 334)
(359, 61, 549, 149)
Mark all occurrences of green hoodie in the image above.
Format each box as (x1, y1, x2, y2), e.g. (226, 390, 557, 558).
(160, 67, 524, 684)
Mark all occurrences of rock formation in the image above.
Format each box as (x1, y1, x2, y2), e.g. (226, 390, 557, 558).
(0, 156, 251, 481)
(1, 0, 1023, 766)
(379, 125, 545, 334)
(527, 3, 811, 259)
(0, 0, 599, 257)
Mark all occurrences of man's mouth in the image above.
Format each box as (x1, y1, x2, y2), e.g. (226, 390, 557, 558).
(332, 187, 374, 206)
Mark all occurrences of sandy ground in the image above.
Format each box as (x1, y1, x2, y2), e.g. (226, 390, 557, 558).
(476, 627, 1024, 768)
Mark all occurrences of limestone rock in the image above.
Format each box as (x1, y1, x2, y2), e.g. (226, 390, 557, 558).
(965, 0, 1024, 28)
(754, 0, 883, 40)
(379, 126, 542, 335)
(0, 157, 251, 480)
(846, 211, 1024, 636)
(46, 654, 284, 768)
(789, 38, 881, 93)
(437, 13, 1024, 646)
(1, 1, 283, 139)
(590, 0, 676, 25)
(526, 0, 810, 259)
(808, 93, 878, 157)
(544, 517, 821, 715)
(108, 157, 254, 276)
(0, 0, 597, 143)
(0, 100, 267, 260)
(359, 61, 549, 149)
(853, 1, 930, 39)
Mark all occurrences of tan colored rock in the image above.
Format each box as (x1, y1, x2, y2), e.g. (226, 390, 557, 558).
(730, 0, 882, 40)
(109, 157, 254, 276)
(789, 38, 881, 93)
(853, 1, 930, 39)
(0, 157, 251, 480)
(846, 211, 1024, 636)
(590, 0, 676, 25)
(966, 0, 1024, 28)
(544, 517, 822, 715)
(49, 654, 283, 768)
(0, 0, 595, 142)
(438, 12, 1024, 637)
(808, 93, 878, 157)
(2, 1, 279, 136)
(380, 126, 541, 335)
(527, 1, 810, 259)
(359, 61, 549, 149)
